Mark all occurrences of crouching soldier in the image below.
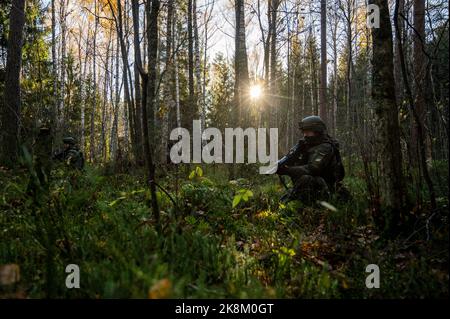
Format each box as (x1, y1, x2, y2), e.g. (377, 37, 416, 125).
(53, 136, 85, 170)
(276, 116, 346, 204)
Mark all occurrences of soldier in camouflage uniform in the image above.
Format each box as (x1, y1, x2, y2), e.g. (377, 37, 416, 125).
(53, 136, 85, 170)
(276, 116, 345, 204)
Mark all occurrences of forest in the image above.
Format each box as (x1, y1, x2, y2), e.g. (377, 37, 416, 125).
(0, 0, 448, 299)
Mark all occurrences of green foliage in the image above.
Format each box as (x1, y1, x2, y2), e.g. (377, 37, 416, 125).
(188, 166, 203, 180)
(0, 162, 448, 298)
(232, 189, 253, 208)
(208, 53, 234, 128)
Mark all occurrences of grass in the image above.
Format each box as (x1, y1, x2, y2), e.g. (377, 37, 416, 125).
(0, 161, 448, 298)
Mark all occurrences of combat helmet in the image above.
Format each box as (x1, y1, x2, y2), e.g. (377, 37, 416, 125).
(63, 136, 76, 145)
(299, 116, 327, 134)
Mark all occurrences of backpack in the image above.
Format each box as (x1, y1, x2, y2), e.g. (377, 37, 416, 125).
(67, 149, 84, 170)
(330, 139, 345, 183)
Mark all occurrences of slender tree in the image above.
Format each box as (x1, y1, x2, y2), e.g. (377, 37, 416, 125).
(143, 0, 161, 225)
(90, 0, 99, 162)
(131, 0, 144, 164)
(319, 0, 327, 124)
(412, 0, 428, 161)
(187, 0, 196, 130)
(369, 0, 406, 232)
(234, 0, 249, 126)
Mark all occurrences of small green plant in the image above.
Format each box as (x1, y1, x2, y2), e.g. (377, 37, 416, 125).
(232, 189, 254, 208)
(188, 166, 203, 180)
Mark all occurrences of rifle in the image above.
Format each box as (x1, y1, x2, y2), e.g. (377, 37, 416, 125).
(52, 150, 66, 161)
(266, 139, 306, 175)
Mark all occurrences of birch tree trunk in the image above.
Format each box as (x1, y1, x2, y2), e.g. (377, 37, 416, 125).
(59, 0, 70, 132)
(174, 8, 181, 129)
(80, 19, 91, 155)
(269, 0, 279, 127)
(110, 36, 121, 164)
(319, 0, 328, 124)
(328, 6, 338, 135)
(161, 0, 175, 164)
(193, 0, 203, 131)
(187, 0, 195, 130)
(234, 0, 249, 127)
(89, 0, 98, 162)
(144, 0, 161, 225)
(100, 33, 112, 160)
(370, 0, 406, 232)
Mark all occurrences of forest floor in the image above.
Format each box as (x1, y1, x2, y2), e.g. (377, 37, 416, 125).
(0, 161, 448, 298)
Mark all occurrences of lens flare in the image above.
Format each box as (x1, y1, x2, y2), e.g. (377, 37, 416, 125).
(250, 85, 262, 99)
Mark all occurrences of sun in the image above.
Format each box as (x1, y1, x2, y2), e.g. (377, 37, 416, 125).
(249, 84, 262, 99)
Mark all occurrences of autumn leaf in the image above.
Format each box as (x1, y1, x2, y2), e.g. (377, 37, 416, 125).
(148, 278, 172, 299)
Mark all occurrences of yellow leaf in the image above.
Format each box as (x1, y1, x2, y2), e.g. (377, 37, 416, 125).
(195, 166, 203, 177)
(148, 279, 172, 299)
(342, 280, 349, 289)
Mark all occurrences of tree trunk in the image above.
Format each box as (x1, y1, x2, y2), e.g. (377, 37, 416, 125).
(193, 0, 204, 132)
(131, 0, 144, 164)
(51, 0, 57, 132)
(59, 0, 70, 132)
(370, 0, 406, 232)
(393, 0, 404, 106)
(110, 36, 121, 164)
(144, 0, 161, 225)
(161, 0, 175, 164)
(393, 0, 436, 210)
(174, 7, 181, 129)
(187, 0, 195, 130)
(1, 0, 25, 167)
(319, 0, 327, 124)
(116, 0, 136, 162)
(80, 19, 91, 155)
(234, 0, 250, 127)
(100, 33, 112, 160)
(412, 0, 429, 162)
(269, 0, 279, 127)
(331, 7, 338, 135)
(90, 0, 98, 162)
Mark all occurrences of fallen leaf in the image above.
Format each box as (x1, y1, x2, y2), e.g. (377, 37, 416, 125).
(0, 264, 20, 285)
(148, 278, 172, 299)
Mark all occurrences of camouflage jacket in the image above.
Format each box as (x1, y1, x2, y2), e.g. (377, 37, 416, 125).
(54, 147, 84, 170)
(280, 136, 344, 186)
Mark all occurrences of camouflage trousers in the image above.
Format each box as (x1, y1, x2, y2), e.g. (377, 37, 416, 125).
(281, 175, 331, 204)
